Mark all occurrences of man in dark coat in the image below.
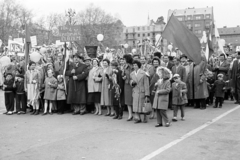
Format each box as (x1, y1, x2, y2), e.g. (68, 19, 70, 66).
(230, 52, 240, 104)
(212, 53, 230, 81)
(65, 54, 89, 115)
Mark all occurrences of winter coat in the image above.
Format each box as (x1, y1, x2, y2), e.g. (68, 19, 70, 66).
(100, 67, 112, 106)
(56, 82, 66, 100)
(65, 62, 89, 104)
(88, 67, 103, 93)
(213, 80, 225, 98)
(152, 79, 171, 110)
(130, 69, 150, 113)
(172, 81, 188, 105)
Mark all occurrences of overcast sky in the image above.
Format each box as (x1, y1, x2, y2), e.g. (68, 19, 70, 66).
(18, 0, 240, 28)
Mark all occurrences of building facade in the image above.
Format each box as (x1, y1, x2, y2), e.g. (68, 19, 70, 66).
(218, 26, 240, 51)
(168, 7, 214, 39)
(123, 17, 166, 49)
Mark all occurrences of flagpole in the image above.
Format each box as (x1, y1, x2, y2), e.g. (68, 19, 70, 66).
(25, 24, 30, 71)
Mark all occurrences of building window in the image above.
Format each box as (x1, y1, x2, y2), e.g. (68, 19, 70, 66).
(133, 41, 135, 45)
(187, 16, 191, 20)
(195, 16, 201, 20)
(138, 27, 140, 30)
(147, 26, 150, 30)
(147, 33, 150, 36)
(205, 15, 210, 19)
(142, 27, 145, 30)
(187, 24, 191, 29)
(152, 32, 155, 36)
(133, 33, 135, 37)
(194, 23, 201, 27)
(138, 34, 140, 37)
(177, 17, 183, 21)
(194, 30, 202, 34)
(143, 33, 145, 37)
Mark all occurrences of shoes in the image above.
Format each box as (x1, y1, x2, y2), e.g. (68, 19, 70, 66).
(219, 106, 222, 108)
(134, 119, 141, 124)
(149, 116, 154, 119)
(200, 107, 206, 110)
(105, 113, 110, 116)
(142, 119, 147, 123)
(34, 110, 39, 115)
(7, 111, 13, 115)
(110, 114, 115, 117)
(13, 111, 18, 114)
(72, 112, 79, 115)
(94, 111, 99, 115)
(118, 116, 122, 120)
(165, 122, 171, 127)
(172, 118, 178, 122)
(57, 112, 63, 115)
(213, 106, 218, 108)
(2, 111, 8, 114)
(31, 110, 36, 115)
(49, 112, 53, 115)
(113, 116, 118, 119)
(80, 112, 85, 115)
(234, 102, 239, 104)
(42, 112, 47, 115)
(181, 117, 185, 121)
(127, 116, 133, 121)
(155, 124, 163, 127)
(98, 113, 102, 116)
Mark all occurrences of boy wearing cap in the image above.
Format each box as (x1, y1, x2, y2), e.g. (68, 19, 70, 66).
(14, 74, 26, 114)
(212, 74, 226, 108)
(172, 74, 188, 121)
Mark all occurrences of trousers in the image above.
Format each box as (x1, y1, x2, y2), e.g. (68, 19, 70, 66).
(173, 105, 185, 118)
(16, 93, 26, 112)
(215, 97, 223, 107)
(57, 100, 66, 113)
(4, 92, 15, 112)
(156, 109, 169, 125)
(73, 104, 86, 113)
(114, 105, 123, 117)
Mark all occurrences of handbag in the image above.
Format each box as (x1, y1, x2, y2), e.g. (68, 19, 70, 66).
(143, 100, 152, 115)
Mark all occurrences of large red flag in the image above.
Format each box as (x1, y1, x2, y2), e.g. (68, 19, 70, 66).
(162, 14, 201, 64)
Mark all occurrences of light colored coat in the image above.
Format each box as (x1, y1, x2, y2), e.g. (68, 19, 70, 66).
(130, 69, 150, 113)
(152, 79, 171, 110)
(100, 67, 112, 106)
(172, 81, 188, 105)
(88, 67, 103, 93)
(56, 82, 66, 100)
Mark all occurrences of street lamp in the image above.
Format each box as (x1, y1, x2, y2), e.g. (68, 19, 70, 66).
(65, 8, 76, 25)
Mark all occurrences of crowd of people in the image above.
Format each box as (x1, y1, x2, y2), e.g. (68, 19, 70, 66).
(1, 48, 239, 127)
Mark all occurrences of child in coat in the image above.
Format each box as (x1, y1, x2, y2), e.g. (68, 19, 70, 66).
(14, 74, 26, 114)
(172, 74, 188, 121)
(3, 73, 15, 115)
(206, 71, 215, 106)
(56, 75, 66, 114)
(213, 74, 225, 108)
(43, 69, 57, 115)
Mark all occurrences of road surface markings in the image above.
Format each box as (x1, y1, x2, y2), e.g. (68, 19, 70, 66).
(140, 105, 240, 160)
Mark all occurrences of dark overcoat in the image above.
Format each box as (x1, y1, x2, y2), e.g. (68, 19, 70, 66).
(110, 69, 124, 106)
(65, 62, 89, 104)
(213, 80, 225, 98)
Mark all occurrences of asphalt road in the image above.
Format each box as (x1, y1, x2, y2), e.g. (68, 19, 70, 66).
(0, 90, 239, 160)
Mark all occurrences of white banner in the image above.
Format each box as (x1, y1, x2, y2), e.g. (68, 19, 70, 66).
(30, 36, 37, 47)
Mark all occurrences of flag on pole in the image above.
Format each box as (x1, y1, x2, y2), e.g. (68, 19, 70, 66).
(25, 23, 31, 71)
(162, 14, 201, 64)
(205, 42, 209, 61)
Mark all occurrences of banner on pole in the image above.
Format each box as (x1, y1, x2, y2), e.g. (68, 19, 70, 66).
(30, 36, 37, 47)
(58, 25, 81, 42)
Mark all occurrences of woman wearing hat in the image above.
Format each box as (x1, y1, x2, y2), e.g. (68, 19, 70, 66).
(88, 58, 103, 115)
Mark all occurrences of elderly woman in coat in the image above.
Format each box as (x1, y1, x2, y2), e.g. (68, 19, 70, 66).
(88, 58, 103, 115)
(130, 60, 150, 123)
(152, 66, 172, 127)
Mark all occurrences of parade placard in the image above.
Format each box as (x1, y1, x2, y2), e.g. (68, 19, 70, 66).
(30, 36, 37, 47)
(85, 46, 98, 58)
(58, 25, 81, 42)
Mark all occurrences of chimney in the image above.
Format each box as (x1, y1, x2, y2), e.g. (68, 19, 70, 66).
(223, 26, 227, 28)
(237, 25, 239, 27)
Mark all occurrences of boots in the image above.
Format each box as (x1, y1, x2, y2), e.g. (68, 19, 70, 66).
(34, 110, 39, 115)
(31, 109, 36, 115)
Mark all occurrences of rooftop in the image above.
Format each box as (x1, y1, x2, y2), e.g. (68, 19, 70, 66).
(218, 26, 240, 35)
(168, 7, 213, 19)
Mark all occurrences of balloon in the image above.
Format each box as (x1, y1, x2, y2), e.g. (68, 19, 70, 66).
(132, 48, 137, 53)
(40, 47, 47, 54)
(168, 44, 173, 51)
(0, 56, 11, 67)
(97, 34, 104, 41)
(124, 44, 128, 48)
(218, 39, 226, 46)
(30, 52, 41, 62)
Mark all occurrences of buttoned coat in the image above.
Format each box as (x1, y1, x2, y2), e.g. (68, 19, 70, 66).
(100, 67, 112, 106)
(88, 67, 103, 93)
(123, 64, 133, 106)
(65, 62, 89, 104)
(149, 69, 160, 104)
(152, 79, 171, 110)
(172, 81, 188, 105)
(213, 60, 230, 80)
(130, 69, 150, 113)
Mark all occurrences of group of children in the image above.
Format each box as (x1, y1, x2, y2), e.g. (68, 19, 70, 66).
(3, 62, 67, 115)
